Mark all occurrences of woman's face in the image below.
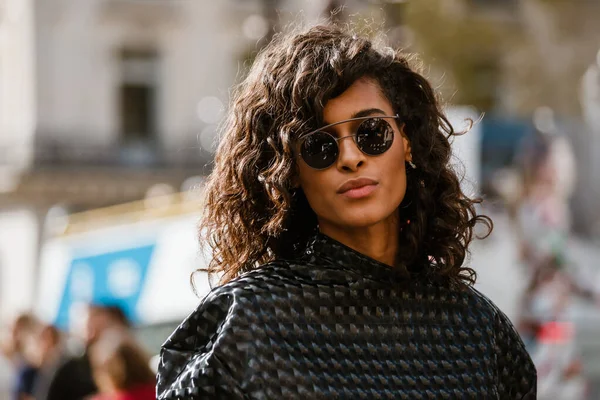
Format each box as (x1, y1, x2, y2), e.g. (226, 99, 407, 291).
(296, 77, 412, 232)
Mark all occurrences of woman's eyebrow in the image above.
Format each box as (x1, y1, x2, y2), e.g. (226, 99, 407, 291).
(322, 108, 387, 126)
(351, 108, 387, 119)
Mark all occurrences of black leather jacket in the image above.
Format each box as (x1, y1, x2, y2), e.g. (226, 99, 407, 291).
(157, 233, 536, 399)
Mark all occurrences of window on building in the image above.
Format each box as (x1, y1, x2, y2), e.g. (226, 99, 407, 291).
(118, 49, 159, 143)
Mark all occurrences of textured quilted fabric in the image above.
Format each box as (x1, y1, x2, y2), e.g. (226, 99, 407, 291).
(157, 233, 536, 399)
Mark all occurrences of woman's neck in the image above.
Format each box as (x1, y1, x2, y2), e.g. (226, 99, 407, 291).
(318, 218, 399, 267)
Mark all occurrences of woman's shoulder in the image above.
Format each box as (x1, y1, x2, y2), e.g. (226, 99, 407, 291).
(208, 259, 308, 298)
(162, 261, 300, 348)
(457, 284, 529, 349)
(157, 260, 304, 399)
(455, 288, 537, 397)
(229, 259, 303, 285)
(413, 278, 498, 307)
(414, 279, 515, 328)
(454, 283, 519, 328)
(460, 285, 511, 321)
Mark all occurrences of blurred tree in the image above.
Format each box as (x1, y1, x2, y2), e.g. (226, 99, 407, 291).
(396, 0, 600, 115)
(401, 0, 516, 111)
(506, 0, 600, 115)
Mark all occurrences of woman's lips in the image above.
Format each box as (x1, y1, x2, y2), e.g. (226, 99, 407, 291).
(339, 183, 378, 199)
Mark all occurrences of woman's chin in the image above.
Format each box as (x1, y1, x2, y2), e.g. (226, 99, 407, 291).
(337, 212, 391, 230)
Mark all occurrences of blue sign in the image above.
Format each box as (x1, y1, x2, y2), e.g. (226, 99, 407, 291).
(54, 244, 155, 329)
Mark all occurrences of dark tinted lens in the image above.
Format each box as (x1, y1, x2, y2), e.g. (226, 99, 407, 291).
(356, 118, 394, 155)
(300, 131, 338, 169)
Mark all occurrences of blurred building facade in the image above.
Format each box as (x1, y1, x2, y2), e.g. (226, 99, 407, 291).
(0, 0, 330, 322)
(1, 0, 266, 212)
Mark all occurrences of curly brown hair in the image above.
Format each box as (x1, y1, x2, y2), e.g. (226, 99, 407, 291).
(199, 24, 492, 286)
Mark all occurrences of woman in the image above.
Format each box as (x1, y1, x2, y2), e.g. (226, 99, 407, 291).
(90, 332, 155, 400)
(158, 25, 536, 399)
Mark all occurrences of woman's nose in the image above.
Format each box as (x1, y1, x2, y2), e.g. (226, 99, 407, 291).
(336, 135, 366, 172)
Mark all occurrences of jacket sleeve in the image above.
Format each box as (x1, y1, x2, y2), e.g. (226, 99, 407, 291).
(156, 288, 248, 400)
(495, 308, 537, 399)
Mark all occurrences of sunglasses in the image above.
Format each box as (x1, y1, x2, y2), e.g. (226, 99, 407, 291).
(297, 115, 400, 170)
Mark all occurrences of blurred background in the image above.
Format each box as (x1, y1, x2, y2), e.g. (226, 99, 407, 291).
(0, 0, 599, 399)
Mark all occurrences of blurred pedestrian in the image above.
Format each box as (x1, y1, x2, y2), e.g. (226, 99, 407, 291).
(0, 313, 39, 400)
(89, 332, 155, 400)
(44, 304, 130, 400)
(157, 25, 536, 399)
(513, 125, 591, 336)
(514, 125, 575, 271)
(31, 325, 65, 400)
(512, 115, 595, 398)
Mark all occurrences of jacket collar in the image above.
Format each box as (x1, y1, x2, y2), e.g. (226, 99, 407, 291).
(301, 232, 409, 282)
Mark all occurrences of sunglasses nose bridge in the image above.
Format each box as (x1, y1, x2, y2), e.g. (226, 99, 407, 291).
(335, 133, 356, 144)
(335, 133, 366, 165)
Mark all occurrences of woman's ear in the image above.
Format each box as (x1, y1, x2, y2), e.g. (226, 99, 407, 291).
(400, 124, 412, 163)
(405, 147, 413, 164)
